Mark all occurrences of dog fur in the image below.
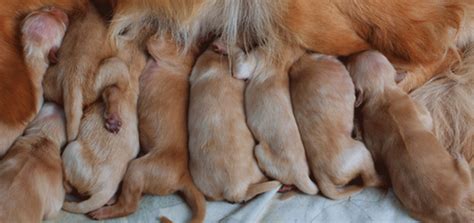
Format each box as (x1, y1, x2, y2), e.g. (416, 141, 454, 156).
(231, 45, 318, 195)
(348, 50, 474, 222)
(289, 53, 382, 199)
(43, 4, 127, 142)
(61, 38, 146, 214)
(188, 41, 281, 203)
(0, 103, 67, 222)
(0, 5, 70, 156)
(88, 33, 207, 222)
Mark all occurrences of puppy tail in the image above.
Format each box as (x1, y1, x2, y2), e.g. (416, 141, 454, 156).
(244, 180, 281, 201)
(317, 177, 363, 200)
(180, 175, 207, 223)
(410, 45, 474, 159)
(62, 189, 115, 214)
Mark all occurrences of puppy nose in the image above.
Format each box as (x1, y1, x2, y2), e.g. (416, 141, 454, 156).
(47, 7, 69, 27)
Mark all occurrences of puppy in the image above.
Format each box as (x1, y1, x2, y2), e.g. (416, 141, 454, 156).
(0, 103, 67, 222)
(289, 54, 382, 199)
(231, 45, 318, 195)
(43, 4, 126, 142)
(89, 34, 207, 222)
(347, 51, 474, 222)
(61, 39, 146, 214)
(0, 6, 68, 156)
(187, 41, 281, 203)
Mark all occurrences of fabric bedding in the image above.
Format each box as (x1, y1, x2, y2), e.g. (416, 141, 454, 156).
(48, 187, 417, 222)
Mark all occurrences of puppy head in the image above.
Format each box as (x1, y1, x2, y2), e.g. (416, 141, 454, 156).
(210, 38, 257, 80)
(21, 7, 69, 65)
(346, 51, 397, 106)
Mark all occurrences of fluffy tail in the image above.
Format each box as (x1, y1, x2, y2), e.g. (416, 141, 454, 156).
(180, 176, 207, 223)
(410, 45, 474, 162)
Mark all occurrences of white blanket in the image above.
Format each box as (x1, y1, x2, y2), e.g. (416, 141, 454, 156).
(47, 188, 417, 222)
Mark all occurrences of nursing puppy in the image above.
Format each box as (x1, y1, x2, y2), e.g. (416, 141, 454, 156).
(61, 40, 146, 214)
(231, 45, 317, 195)
(89, 34, 206, 222)
(289, 54, 382, 199)
(0, 103, 67, 222)
(187, 41, 281, 203)
(348, 51, 474, 222)
(0, 6, 69, 156)
(43, 4, 126, 142)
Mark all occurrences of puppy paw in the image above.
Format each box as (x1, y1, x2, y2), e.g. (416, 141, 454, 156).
(88, 208, 108, 220)
(104, 113, 122, 134)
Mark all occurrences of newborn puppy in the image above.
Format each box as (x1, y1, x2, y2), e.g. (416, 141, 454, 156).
(187, 41, 281, 203)
(89, 34, 206, 222)
(232, 45, 318, 195)
(289, 54, 382, 199)
(348, 51, 474, 222)
(43, 4, 125, 141)
(0, 103, 67, 222)
(0, 7, 68, 156)
(62, 40, 146, 214)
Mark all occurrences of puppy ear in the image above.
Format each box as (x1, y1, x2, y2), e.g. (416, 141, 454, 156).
(354, 88, 364, 107)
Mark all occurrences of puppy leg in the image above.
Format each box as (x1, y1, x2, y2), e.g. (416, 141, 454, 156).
(63, 85, 83, 141)
(102, 86, 123, 134)
(63, 184, 117, 214)
(93, 58, 130, 133)
(317, 175, 363, 200)
(244, 181, 281, 201)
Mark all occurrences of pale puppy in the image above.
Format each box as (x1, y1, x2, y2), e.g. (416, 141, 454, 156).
(89, 33, 206, 223)
(348, 51, 474, 222)
(232, 45, 318, 195)
(61, 39, 146, 213)
(0, 103, 67, 222)
(188, 40, 281, 203)
(289, 53, 382, 199)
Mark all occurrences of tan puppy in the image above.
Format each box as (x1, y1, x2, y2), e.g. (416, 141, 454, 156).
(0, 103, 67, 222)
(43, 4, 126, 142)
(187, 41, 281, 203)
(61, 39, 146, 214)
(289, 54, 382, 199)
(89, 34, 206, 222)
(232, 45, 318, 195)
(348, 51, 474, 222)
(0, 7, 68, 156)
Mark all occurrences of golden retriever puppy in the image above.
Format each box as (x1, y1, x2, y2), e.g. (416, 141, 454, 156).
(89, 34, 206, 222)
(61, 39, 146, 213)
(0, 103, 67, 222)
(347, 51, 474, 222)
(109, 0, 462, 93)
(0, 0, 85, 156)
(0, 6, 69, 156)
(187, 41, 281, 203)
(231, 45, 318, 195)
(43, 4, 126, 142)
(289, 54, 382, 199)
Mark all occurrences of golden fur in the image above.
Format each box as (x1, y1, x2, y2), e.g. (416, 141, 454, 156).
(0, 5, 69, 156)
(43, 4, 126, 142)
(0, 103, 67, 222)
(290, 54, 382, 199)
(61, 36, 147, 214)
(188, 41, 280, 203)
(348, 51, 474, 222)
(89, 34, 206, 223)
(234, 45, 318, 195)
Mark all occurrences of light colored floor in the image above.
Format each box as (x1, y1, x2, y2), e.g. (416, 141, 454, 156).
(47, 187, 417, 223)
